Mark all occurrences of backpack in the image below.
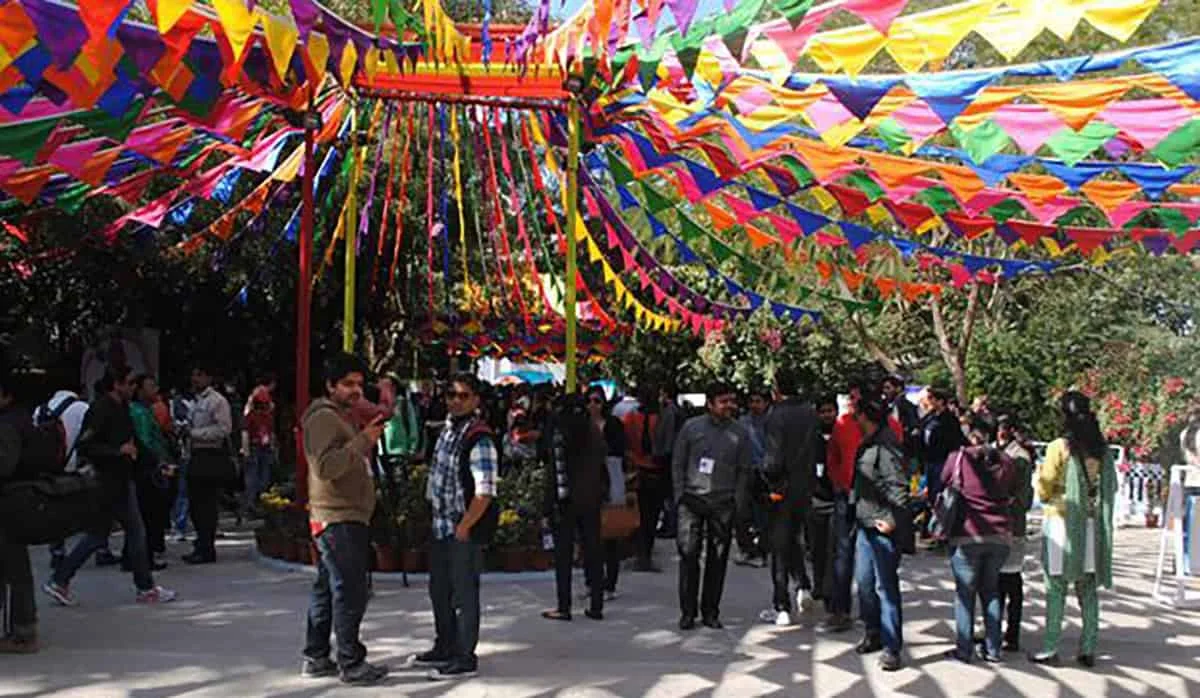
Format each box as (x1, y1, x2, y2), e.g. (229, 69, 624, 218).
(20, 397, 78, 477)
(458, 420, 500, 545)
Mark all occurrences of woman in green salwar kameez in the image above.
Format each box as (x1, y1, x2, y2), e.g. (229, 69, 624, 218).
(1030, 391, 1116, 668)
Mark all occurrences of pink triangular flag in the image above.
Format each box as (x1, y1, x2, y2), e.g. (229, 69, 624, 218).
(990, 103, 1065, 155)
(843, 0, 907, 34)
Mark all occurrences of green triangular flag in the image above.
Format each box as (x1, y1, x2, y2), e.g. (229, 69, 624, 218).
(844, 171, 884, 202)
(1045, 121, 1120, 166)
(55, 182, 90, 215)
(679, 215, 706, 241)
(675, 46, 701, 82)
(637, 59, 661, 90)
(711, 238, 734, 263)
(1155, 207, 1192, 236)
(607, 150, 634, 186)
(774, 0, 813, 26)
(916, 187, 958, 215)
(986, 198, 1025, 224)
(950, 120, 1012, 165)
(0, 119, 59, 164)
(1151, 118, 1200, 168)
(875, 118, 913, 153)
(69, 98, 146, 142)
(778, 156, 815, 187)
(640, 182, 674, 214)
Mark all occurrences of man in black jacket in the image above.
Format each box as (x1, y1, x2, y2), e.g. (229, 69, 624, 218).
(44, 367, 175, 606)
(758, 368, 819, 626)
(882, 376, 920, 462)
(851, 393, 912, 672)
(918, 387, 965, 515)
(0, 369, 38, 653)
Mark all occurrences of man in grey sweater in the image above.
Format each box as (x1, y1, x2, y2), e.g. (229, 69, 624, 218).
(672, 382, 752, 630)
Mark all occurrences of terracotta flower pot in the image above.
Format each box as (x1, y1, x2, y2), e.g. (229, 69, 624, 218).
(500, 548, 527, 573)
(529, 550, 553, 571)
(374, 544, 401, 572)
(401, 549, 428, 573)
(295, 540, 314, 565)
(1146, 513, 1160, 528)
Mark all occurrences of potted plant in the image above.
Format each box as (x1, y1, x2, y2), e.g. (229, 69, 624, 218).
(1145, 478, 1163, 528)
(493, 508, 527, 571)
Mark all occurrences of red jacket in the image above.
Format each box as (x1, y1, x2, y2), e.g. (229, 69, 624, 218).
(827, 413, 903, 493)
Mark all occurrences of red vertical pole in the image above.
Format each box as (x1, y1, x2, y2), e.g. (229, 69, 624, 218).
(295, 106, 316, 503)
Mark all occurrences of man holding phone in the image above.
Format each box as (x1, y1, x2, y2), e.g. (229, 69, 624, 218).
(300, 353, 388, 686)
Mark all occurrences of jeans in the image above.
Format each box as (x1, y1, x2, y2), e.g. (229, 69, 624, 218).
(676, 495, 734, 621)
(636, 468, 670, 564)
(829, 494, 855, 616)
(243, 445, 276, 510)
(0, 539, 36, 639)
(950, 542, 1009, 659)
(429, 537, 484, 666)
(304, 522, 372, 669)
(854, 527, 903, 654)
(767, 502, 809, 611)
(555, 503, 603, 614)
(172, 461, 190, 533)
(55, 480, 154, 591)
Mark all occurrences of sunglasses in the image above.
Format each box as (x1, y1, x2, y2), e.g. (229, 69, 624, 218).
(446, 391, 473, 401)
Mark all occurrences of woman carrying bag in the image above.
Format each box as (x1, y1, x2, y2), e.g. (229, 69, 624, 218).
(940, 416, 1016, 664)
(1030, 392, 1116, 668)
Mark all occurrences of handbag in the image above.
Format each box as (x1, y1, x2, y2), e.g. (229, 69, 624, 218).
(931, 451, 967, 540)
(600, 501, 640, 540)
(0, 472, 108, 545)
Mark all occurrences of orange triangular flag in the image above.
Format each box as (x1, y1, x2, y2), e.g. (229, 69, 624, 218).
(1009, 173, 1068, 205)
(1079, 179, 1140, 212)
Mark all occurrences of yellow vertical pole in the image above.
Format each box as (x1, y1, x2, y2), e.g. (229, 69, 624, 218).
(343, 116, 365, 352)
(565, 99, 581, 394)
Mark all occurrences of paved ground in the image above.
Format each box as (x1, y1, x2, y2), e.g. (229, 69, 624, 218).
(2, 524, 1198, 698)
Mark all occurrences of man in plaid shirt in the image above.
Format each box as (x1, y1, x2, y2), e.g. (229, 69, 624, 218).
(411, 374, 497, 681)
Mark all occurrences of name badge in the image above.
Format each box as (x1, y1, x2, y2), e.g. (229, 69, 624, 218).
(816, 462, 825, 478)
(698, 457, 715, 475)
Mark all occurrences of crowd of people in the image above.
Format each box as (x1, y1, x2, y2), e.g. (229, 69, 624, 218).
(0, 355, 1118, 687)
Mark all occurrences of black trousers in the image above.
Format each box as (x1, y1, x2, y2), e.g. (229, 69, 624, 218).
(554, 503, 603, 615)
(187, 477, 221, 558)
(999, 571, 1023, 646)
(0, 539, 35, 639)
(636, 469, 670, 564)
(676, 495, 734, 622)
(767, 502, 810, 611)
(129, 475, 175, 558)
(807, 507, 835, 604)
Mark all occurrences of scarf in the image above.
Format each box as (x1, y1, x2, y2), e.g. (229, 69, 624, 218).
(1062, 448, 1116, 588)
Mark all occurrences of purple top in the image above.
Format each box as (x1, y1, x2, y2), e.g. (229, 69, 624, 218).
(941, 446, 1017, 546)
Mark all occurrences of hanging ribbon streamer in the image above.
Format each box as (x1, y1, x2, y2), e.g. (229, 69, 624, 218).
(390, 102, 417, 289)
(450, 103, 471, 305)
(482, 105, 532, 331)
(426, 102, 436, 313)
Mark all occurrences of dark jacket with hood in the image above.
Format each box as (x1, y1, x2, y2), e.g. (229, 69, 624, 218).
(78, 392, 137, 484)
(763, 396, 819, 509)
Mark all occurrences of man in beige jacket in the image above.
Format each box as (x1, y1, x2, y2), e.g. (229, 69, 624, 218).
(300, 353, 387, 686)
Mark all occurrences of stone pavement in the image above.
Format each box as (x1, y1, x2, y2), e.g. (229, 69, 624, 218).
(2, 526, 1198, 698)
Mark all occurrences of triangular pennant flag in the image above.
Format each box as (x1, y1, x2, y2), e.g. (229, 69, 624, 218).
(908, 71, 998, 126)
(747, 186, 781, 211)
(786, 203, 829, 235)
(821, 75, 899, 121)
(839, 221, 877, 250)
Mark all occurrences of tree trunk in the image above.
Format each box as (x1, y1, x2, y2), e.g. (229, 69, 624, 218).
(929, 283, 982, 405)
(847, 312, 901, 374)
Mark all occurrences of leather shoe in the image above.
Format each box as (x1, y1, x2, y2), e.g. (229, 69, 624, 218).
(1076, 654, 1095, 668)
(701, 617, 724, 630)
(855, 636, 883, 655)
(678, 616, 696, 631)
(584, 608, 603, 621)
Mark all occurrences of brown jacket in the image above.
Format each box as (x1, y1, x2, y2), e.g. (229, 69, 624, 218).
(303, 398, 376, 526)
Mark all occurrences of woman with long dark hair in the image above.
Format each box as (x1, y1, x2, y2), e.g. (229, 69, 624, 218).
(1030, 391, 1116, 668)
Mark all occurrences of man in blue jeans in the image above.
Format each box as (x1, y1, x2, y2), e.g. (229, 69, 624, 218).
(848, 393, 911, 672)
(409, 374, 498, 681)
(301, 353, 387, 686)
(43, 367, 175, 607)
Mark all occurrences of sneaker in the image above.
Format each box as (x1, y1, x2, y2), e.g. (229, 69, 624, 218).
(301, 656, 338, 678)
(428, 661, 478, 682)
(408, 649, 453, 668)
(774, 610, 792, 627)
(879, 650, 903, 672)
(855, 636, 883, 655)
(42, 581, 77, 607)
(796, 589, 814, 612)
(1028, 651, 1060, 666)
(604, 589, 618, 601)
(816, 614, 853, 634)
(0, 635, 39, 654)
(1076, 654, 1096, 668)
(701, 617, 724, 630)
(759, 608, 779, 624)
(135, 586, 177, 604)
(341, 661, 388, 686)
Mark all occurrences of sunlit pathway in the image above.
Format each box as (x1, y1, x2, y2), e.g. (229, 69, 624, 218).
(2, 525, 1196, 697)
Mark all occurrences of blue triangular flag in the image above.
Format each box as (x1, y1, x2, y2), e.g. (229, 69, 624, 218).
(1041, 160, 1111, 190)
(1118, 163, 1197, 200)
(960, 254, 992, 275)
(684, 159, 728, 195)
(821, 75, 900, 121)
(747, 186, 782, 211)
(908, 70, 998, 126)
(647, 212, 670, 238)
(839, 222, 878, 250)
(617, 185, 639, 210)
(786, 203, 830, 235)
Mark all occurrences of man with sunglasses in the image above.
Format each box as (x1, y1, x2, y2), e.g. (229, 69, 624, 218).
(673, 382, 752, 631)
(410, 374, 498, 681)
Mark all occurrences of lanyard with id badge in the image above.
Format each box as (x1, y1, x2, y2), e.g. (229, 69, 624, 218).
(697, 446, 717, 476)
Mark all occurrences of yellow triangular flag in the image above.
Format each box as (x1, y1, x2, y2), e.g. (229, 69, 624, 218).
(810, 187, 838, 212)
(1083, 0, 1160, 42)
(338, 40, 358, 87)
(307, 32, 330, 76)
(155, 0, 193, 34)
(258, 9, 299, 81)
(212, 0, 258, 63)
